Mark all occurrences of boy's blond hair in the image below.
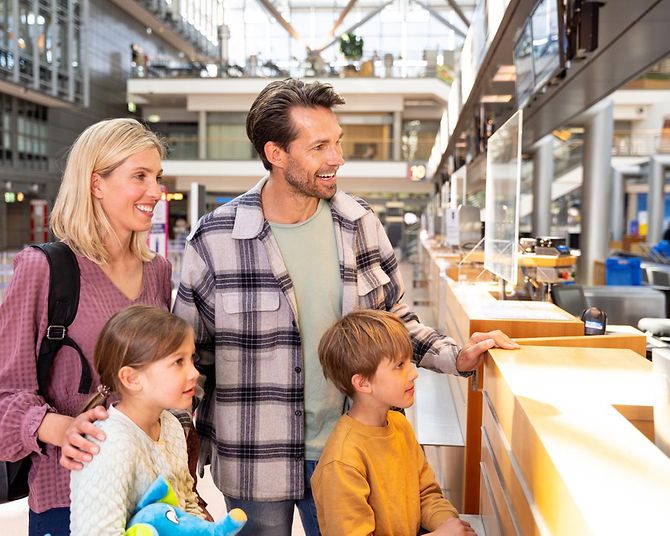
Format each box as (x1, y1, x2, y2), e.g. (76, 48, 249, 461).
(318, 310, 413, 397)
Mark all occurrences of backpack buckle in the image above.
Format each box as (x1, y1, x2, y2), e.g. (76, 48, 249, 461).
(46, 325, 66, 340)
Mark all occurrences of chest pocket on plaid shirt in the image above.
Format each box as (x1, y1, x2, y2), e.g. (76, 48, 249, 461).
(357, 264, 391, 309)
(219, 290, 281, 360)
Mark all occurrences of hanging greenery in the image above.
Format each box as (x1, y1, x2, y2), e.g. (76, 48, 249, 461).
(339, 32, 364, 61)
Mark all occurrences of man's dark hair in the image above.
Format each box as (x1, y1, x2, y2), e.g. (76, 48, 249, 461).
(246, 79, 345, 171)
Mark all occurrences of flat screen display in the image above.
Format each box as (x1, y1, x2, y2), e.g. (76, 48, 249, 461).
(531, 0, 562, 91)
(484, 109, 522, 286)
(551, 285, 587, 317)
(513, 19, 534, 108)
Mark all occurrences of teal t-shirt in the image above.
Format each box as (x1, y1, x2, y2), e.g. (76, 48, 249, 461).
(269, 199, 345, 460)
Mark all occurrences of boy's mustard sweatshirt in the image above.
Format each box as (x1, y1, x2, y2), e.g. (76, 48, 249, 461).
(312, 411, 459, 535)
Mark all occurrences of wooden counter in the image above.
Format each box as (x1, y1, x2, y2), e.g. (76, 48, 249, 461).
(515, 329, 647, 358)
(481, 346, 670, 535)
(439, 278, 585, 513)
(518, 254, 577, 268)
(418, 237, 653, 517)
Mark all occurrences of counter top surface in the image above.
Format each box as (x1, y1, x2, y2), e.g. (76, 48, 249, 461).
(449, 281, 577, 322)
(487, 346, 670, 533)
(518, 254, 577, 268)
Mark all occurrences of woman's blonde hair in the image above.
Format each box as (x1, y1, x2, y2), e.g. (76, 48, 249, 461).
(50, 118, 166, 265)
(80, 305, 193, 413)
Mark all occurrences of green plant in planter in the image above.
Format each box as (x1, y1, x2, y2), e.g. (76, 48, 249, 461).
(339, 32, 364, 61)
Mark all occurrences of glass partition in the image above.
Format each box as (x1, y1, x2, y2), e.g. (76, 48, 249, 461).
(484, 109, 522, 285)
(652, 348, 670, 458)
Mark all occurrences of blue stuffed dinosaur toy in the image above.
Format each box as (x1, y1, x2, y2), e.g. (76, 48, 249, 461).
(125, 475, 247, 536)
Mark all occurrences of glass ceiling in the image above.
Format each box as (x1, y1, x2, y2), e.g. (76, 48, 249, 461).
(218, 0, 475, 70)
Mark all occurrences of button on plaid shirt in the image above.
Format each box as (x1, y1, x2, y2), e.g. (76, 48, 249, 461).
(173, 177, 462, 501)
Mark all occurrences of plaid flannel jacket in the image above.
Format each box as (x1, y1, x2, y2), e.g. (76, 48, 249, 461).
(173, 177, 462, 501)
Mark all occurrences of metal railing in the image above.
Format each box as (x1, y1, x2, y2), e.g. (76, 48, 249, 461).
(612, 131, 670, 157)
(554, 137, 584, 178)
(159, 133, 436, 162)
(553, 130, 670, 166)
(131, 58, 450, 82)
(0, 251, 18, 304)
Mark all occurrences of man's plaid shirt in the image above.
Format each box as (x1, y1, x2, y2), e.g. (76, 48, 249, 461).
(173, 177, 462, 501)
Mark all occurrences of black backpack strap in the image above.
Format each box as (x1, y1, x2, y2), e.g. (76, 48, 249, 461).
(31, 243, 92, 396)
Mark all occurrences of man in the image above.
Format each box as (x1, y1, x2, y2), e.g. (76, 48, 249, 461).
(173, 79, 517, 536)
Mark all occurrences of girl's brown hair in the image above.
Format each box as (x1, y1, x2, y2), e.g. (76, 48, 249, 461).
(81, 305, 192, 413)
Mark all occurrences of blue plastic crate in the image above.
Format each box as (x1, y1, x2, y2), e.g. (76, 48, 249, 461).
(605, 257, 642, 286)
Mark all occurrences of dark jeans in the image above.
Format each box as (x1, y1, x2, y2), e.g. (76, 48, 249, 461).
(224, 460, 321, 536)
(28, 507, 70, 536)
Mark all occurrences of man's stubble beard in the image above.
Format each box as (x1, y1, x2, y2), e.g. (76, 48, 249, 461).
(285, 161, 337, 201)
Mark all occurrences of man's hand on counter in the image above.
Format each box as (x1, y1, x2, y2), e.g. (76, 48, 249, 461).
(456, 330, 520, 373)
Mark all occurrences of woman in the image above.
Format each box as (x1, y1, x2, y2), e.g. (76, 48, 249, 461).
(0, 118, 172, 536)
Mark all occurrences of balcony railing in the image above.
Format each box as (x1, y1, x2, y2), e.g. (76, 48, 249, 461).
(612, 130, 670, 157)
(0, 48, 86, 105)
(553, 130, 670, 166)
(0, 251, 18, 303)
(132, 58, 451, 82)
(158, 127, 670, 168)
(159, 133, 437, 162)
(554, 135, 584, 178)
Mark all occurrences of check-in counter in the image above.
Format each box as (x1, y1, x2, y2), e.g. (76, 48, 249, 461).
(438, 278, 585, 513)
(418, 237, 651, 516)
(515, 326, 647, 357)
(481, 346, 670, 535)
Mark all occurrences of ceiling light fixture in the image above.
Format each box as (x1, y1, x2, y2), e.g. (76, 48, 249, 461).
(480, 94, 513, 103)
(493, 64, 516, 82)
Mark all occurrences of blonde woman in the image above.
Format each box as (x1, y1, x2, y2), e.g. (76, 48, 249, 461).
(0, 118, 172, 536)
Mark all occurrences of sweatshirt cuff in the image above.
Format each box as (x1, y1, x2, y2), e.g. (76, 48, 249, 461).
(22, 404, 51, 455)
(424, 510, 459, 531)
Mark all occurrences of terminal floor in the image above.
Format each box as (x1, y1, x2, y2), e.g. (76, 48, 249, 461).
(0, 261, 483, 534)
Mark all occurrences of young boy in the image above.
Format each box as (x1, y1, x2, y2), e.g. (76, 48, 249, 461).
(312, 310, 475, 535)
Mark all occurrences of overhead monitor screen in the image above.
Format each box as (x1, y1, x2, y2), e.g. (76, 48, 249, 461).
(531, 0, 562, 91)
(484, 109, 522, 286)
(513, 19, 534, 108)
(551, 285, 587, 317)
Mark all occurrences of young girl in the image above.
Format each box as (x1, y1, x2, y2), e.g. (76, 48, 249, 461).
(69, 305, 204, 534)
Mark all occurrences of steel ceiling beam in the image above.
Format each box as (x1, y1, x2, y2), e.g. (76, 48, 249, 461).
(412, 0, 466, 38)
(255, 0, 310, 51)
(313, 0, 394, 54)
(445, 0, 470, 27)
(328, 0, 358, 39)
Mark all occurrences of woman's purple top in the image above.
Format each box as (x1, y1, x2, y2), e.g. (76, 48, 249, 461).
(0, 247, 172, 513)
